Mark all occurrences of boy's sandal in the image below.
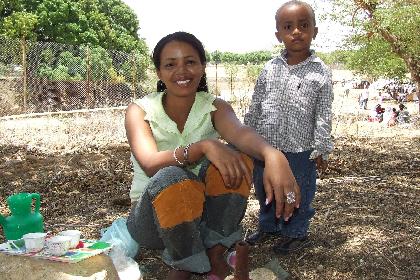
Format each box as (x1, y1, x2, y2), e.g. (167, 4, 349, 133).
(273, 236, 310, 255)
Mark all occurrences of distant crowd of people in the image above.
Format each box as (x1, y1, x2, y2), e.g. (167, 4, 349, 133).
(352, 79, 415, 128)
(369, 103, 410, 127)
(382, 82, 416, 103)
(343, 79, 417, 108)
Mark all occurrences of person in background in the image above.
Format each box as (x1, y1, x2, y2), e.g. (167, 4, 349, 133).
(397, 103, 410, 124)
(344, 82, 351, 97)
(369, 104, 384, 123)
(387, 108, 398, 127)
(125, 31, 300, 280)
(244, 0, 333, 255)
(359, 84, 370, 110)
(378, 91, 384, 104)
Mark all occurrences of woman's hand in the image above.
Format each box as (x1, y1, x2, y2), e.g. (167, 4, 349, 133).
(263, 150, 301, 220)
(208, 98, 299, 218)
(200, 139, 252, 189)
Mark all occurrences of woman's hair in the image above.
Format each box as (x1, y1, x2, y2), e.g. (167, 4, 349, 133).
(152, 31, 208, 92)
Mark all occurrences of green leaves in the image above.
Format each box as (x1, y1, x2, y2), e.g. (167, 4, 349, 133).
(0, 0, 147, 53)
(330, 0, 419, 84)
(2, 11, 38, 39)
(208, 50, 272, 65)
(347, 36, 407, 80)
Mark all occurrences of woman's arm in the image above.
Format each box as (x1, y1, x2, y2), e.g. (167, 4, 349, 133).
(125, 102, 248, 181)
(213, 98, 301, 220)
(125, 103, 182, 176)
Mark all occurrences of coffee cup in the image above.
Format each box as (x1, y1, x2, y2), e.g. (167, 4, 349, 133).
(46, 235, 72, 256)
(58, 229, 81, 248)
(22, 232, 47, 253)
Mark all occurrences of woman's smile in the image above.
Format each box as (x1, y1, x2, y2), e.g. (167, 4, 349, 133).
(157, 40, 205, 96)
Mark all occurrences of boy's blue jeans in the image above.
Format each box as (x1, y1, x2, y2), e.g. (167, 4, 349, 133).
(254, 150, 316, 238)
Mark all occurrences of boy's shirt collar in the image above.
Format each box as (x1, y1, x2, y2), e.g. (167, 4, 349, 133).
(278, 49, 321, 66)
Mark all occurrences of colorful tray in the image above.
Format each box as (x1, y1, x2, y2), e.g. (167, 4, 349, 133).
(0, 239, 112, 263)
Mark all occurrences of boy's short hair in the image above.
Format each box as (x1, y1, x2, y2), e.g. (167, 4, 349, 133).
(275, 1, 317, 28)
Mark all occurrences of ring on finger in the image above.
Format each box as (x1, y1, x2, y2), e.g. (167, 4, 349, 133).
(286, 191, 296, 204)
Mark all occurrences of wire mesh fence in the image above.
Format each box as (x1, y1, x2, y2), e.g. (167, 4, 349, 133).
(0, 36, 264, 118)
(0, 35, 149, 117)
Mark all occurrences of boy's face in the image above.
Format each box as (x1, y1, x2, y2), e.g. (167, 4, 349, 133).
(275, 4, 318, 54)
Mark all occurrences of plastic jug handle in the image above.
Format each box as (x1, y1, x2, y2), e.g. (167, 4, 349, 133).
(31, 193, 41, 213)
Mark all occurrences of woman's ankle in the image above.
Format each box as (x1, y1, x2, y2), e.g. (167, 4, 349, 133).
(207, 245, 231, 279)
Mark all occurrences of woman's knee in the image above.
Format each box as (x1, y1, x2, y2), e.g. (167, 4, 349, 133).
(147, 167, 206, 229)
(203, 154, 253, 198)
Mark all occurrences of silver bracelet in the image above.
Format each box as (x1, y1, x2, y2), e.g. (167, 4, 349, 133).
(183, 143, 192, 164)
(173, 146, 184, 166)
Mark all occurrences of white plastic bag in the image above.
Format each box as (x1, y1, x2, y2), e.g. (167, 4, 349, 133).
(108, 245, 143, 280)
(100, 217, 139, 258)
(100, 217, 142, 280)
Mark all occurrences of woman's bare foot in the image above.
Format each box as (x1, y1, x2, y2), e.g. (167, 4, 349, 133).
(167, 269, 191, 280)
(207, 245, 231, 279)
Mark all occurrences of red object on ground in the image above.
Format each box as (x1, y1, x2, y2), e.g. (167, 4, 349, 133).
(75, 240, 84, 249)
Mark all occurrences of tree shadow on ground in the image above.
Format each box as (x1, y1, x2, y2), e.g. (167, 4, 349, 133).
(0, 136, 419, 279)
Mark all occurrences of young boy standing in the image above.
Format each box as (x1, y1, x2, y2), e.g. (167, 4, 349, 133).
(244, 0, 334, 254)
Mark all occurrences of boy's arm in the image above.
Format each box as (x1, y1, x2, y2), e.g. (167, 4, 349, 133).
(243, 68, 267, 128)
(311, 71, 334, 164)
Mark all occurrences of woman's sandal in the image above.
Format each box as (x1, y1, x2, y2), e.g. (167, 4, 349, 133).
(226, 250, 236, 269)
(207, 274, 223, 280)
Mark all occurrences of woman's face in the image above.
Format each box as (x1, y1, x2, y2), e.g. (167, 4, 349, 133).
(157, 40, 205, 97)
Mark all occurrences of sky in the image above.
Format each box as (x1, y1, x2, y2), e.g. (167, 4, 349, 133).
(122, 0, 349, 54)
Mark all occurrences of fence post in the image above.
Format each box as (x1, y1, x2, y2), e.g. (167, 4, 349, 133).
(215, 63, 218, 96)
(85, 45, 92, 107)
(21, 37, 27, 110)
(131, 51, 137, 100)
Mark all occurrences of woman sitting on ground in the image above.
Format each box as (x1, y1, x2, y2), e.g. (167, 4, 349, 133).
(124, 31, 300, 280)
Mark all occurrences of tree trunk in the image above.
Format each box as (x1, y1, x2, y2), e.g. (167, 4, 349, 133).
(408, 61, 420, 113)
(415, 80, 420, 114)
(378, 31, 420, 113)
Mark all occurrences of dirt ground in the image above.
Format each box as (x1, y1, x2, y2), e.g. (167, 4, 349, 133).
(0, 87, 419, 279)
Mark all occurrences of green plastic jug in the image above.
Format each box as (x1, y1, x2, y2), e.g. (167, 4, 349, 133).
(0, 192, 44, 240)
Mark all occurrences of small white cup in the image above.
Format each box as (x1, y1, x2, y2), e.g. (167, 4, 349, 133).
(58, 230, 81, 248)
(22, 232, 47, 253)
(46, 235, 72, 256)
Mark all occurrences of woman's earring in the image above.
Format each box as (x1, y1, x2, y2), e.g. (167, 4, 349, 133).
(157, 80, 166, 92)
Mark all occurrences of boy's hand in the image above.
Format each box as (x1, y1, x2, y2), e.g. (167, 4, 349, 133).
(315, 155, 328, 173)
